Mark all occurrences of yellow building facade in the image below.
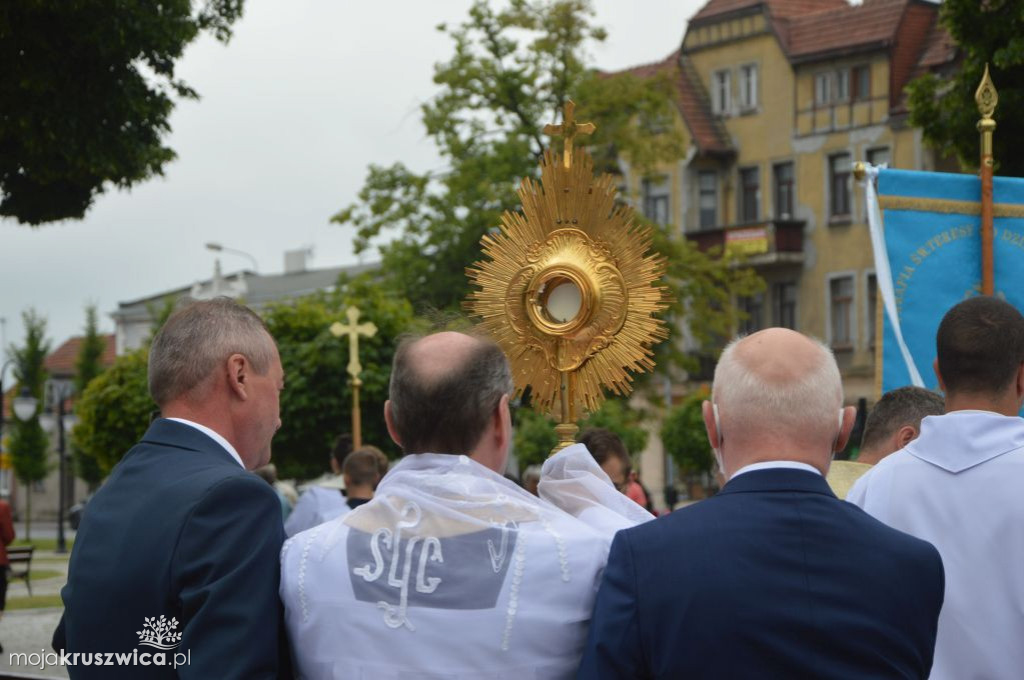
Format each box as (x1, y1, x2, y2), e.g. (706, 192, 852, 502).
(612, 0, 956, 507)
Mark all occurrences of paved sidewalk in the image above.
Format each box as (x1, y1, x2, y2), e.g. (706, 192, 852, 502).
(0, 609, 67, 679)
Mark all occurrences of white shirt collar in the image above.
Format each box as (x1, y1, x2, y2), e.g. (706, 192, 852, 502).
(729, 460, 822, 481)
(166, 417, 245, 469)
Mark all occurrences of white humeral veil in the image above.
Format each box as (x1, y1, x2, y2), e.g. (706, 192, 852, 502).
(281, 447, 651, 680)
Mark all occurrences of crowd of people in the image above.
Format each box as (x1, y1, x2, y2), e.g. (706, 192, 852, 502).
(48, 294, 1024, 678)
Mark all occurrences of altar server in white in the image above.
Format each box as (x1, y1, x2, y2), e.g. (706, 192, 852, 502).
(281, 332, 647, 679)
(848, 296, 1024, 680)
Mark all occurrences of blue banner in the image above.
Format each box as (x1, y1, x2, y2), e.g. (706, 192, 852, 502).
(874, 168, 1024, 396)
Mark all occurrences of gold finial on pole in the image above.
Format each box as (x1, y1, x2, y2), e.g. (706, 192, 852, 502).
(976, 63, 997, 296)
(543, 100, 596, 169)
(330, 306, 377, 448)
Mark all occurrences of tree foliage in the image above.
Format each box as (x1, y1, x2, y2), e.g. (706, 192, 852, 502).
(71, 348, 155, 477)
(514, 395, 649, 470)
(660, 388, 713, 477)
(262, 276, 422, 480)
(7, 309, 51, 537)
(908, 0, 1024, 176)
(0, 0, 246, 224)
(332, 0, 759, 343)
(72, 305, 108, 487)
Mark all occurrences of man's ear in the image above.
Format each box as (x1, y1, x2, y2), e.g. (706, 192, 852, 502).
(384, 400, 402, 448)
(895, 424, 918, 450)
(226, 354, 248, 400)
(833, 406, 857, 453)
(493, 394, 511, 453)
(933, 358, 946, 394)
(1016, 361, 1024, 401)
(701, 400, 718, 450)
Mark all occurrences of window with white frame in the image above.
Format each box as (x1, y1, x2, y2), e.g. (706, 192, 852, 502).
(829, 274, 855, 349)
(773, 162, 794, 220)
(642, 176, 670, 226)
(829, 153, 852, 219)
(815, 72, 833, 106)
(712, 69, 731, 115)
(739, 64, 758, 110)
(836, 69, 850, 101)
(852, 64, 870, 100)
(774, 282, 798, 330)
(867, 147, 890, 167)
(698, 171, 718, 228)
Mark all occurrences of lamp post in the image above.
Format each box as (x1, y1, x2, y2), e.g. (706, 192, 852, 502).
(205, 242, 259, 272)
(47, 382, 73, 554)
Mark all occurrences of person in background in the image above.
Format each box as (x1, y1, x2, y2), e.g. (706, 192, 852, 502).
(340, 447, 383, 510)
(578, 428, 630, 491)
(255, 463, 293, 522)
(522, 464, 542, 496)
(826, 386, 943, 499)
(285, 435, 352, 537)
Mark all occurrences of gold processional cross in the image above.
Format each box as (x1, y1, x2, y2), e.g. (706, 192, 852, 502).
(330, 306, 377, 448)
(543, 100, 595, 169)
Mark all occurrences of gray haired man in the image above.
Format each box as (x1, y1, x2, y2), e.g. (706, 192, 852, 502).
(54, 298, 290, 679)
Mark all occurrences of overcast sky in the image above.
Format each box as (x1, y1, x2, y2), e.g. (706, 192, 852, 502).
(0, 0, 706, 362)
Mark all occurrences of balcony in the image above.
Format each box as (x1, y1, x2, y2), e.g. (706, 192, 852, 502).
(686, 219, 805, 267)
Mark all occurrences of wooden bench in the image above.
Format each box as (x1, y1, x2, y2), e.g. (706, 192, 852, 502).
(7, 545, 34, 596)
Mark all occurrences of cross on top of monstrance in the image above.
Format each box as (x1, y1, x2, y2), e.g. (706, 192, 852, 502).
(543, 100, 595, 169)
(330, 306, 377, 448)
(467, 100, 671, 455)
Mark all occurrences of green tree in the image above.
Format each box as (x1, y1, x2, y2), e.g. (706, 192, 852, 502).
(71, 305, 108, 489)
(71, 348, 155, 477)
(907, 0, 1024, 176)
(262, 276, 422, 480)
(0, 1, 246, 225)
(661, 388, 714, 493)
(7, 310, 51, 540)
(333, 0, 759, 346)
(513, 407, 558, 470)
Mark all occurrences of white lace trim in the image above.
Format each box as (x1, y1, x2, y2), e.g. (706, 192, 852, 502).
(297, 525, 323, 624)
(501, 531, 528, 652)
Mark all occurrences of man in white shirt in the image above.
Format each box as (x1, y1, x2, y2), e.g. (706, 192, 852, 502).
(281, 332, 641, 679)
(848, 296, 1024, 679)
(580, 328, 944, 678)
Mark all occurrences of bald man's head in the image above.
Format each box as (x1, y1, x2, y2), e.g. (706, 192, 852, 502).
(387, 332, 513, 455)
(713, 328, 844, 448)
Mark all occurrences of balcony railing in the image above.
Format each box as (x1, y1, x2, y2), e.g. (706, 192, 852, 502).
(686, 219, 804, 265)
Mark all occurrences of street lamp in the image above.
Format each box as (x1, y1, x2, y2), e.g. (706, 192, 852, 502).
(47, 382, 73, 554)
(12, 386, 37, 421)
(205, 242, 259, 272)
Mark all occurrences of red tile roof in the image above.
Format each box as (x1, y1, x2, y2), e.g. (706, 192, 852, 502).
(917, 20, 956, 70)
(691, 0, 847, 23)
(44, 334, 116, 378)
(786, 0, 908, 61)
(607, 50, 732, 156)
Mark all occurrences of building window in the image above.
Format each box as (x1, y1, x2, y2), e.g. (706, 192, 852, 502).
(773, 282, 797, 330)
(829, 153, 852, 219)
(712, 69, 731, 115)
(836, 69, 850, 102)
(853, 65, 870, 101)
(773, 162, 794, 220)
(815, 72, 833, 106)
(866, 272, 878, 350)
(642, 176, 670, 225)
(739, 64, 758, 111)
(867, 147, 890, 167)
(740, 293, 764, 335)
(698, 171, 718, 228)
(739, 167, 760, 222)
(830, 275, 855, 349)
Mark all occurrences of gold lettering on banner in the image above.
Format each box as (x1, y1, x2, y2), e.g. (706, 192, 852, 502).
(893, 224, 975, 313)
(879, 196, 1024, 218)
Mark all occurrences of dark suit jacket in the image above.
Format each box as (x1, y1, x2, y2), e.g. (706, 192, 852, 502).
(577, 468, 944, 679)
(53, 419, 289, 679)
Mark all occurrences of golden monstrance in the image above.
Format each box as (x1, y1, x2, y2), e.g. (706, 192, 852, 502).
(466, 101, 672, 454)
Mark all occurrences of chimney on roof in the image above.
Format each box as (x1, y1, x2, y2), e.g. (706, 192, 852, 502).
(284, 248, 312, 274)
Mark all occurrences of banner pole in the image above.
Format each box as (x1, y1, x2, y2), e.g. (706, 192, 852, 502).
(976, 64, 998, 296)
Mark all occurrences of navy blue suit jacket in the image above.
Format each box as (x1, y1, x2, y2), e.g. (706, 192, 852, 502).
(578, 468, 944, 679)
(53, 419, 289, 678)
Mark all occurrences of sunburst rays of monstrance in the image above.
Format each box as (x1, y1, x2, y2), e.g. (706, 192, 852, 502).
(465, 101, 672, 454)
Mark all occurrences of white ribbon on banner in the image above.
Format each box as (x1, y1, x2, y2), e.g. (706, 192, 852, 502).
(862, 164, 924, 387)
